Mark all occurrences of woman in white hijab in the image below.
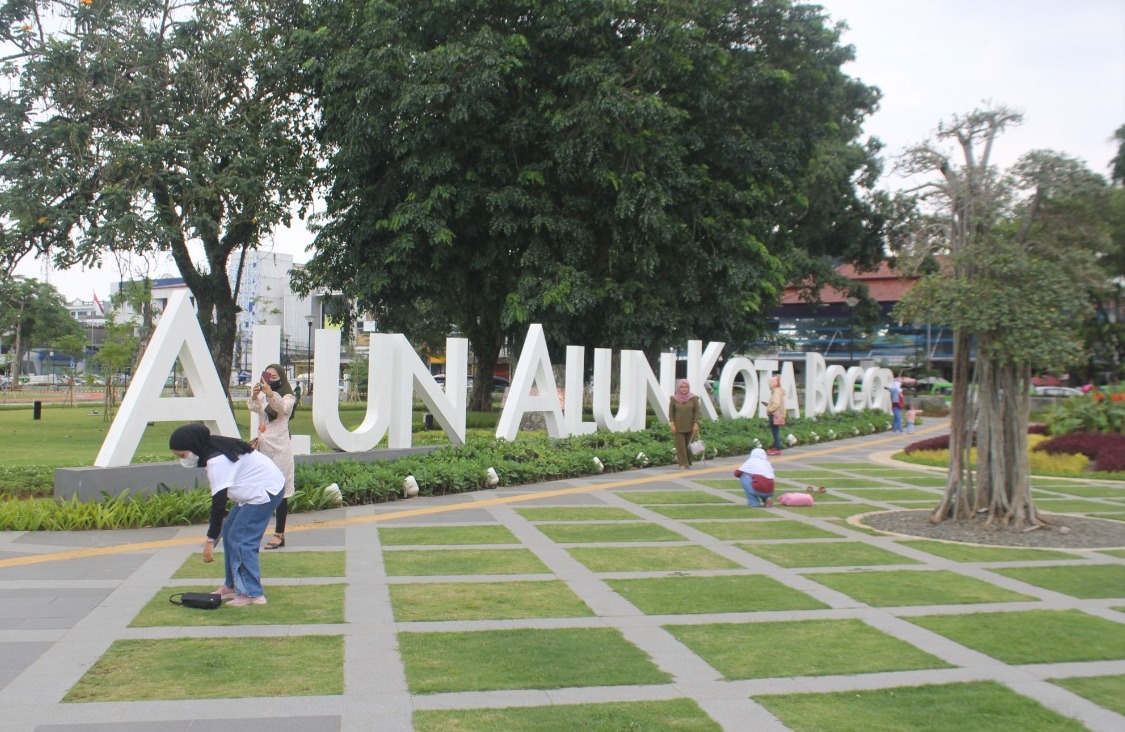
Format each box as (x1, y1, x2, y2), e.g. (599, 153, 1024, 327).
(734, 447, 775, 507)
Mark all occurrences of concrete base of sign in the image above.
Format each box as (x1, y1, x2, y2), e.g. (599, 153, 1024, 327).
(54, 445, 443, 502)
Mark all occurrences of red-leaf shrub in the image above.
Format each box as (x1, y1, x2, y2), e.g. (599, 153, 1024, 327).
(1028, 423, 1048, 435)
(904, 435, 951, 454)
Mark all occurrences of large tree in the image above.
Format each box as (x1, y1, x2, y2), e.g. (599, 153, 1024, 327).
(893, 108, 1109, 528)
(295, 0, 884, 409)
(0, 274, 83, 379)
(0, 0, 319, 393)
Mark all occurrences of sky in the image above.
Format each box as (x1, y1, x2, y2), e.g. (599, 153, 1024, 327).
(19, 0, 1125, 303)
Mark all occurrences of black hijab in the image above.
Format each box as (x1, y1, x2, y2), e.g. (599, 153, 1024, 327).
(169, 424, 253, 467)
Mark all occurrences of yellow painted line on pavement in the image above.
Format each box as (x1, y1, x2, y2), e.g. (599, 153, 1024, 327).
(0, 425, 944, 569)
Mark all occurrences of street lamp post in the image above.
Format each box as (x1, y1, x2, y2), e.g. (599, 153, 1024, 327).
(304, 314, 314, 395)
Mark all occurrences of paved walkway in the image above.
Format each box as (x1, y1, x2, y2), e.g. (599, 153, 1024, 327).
(2, 422, 1124, 731)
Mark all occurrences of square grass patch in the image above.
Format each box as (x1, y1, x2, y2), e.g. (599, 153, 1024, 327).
(801, 478, 892, 489)
(773, 487, 851, 502)
(1035, 499, 1110, 514)
(891, 476, 952, 487)
(648, 504, 750, 519)
(843, 488, 943, 501)
(898, 540, 1081, 563)
(990, 564, 1125, 599)
(773, 503, 874, 519)
(379, 525, 519, 546)
(780, 470, 846, 481)
(399, 627, 671, 693)
(414, 699, 721, 732)
(390, 580, 593, 621)
(514, 507, 641, 521)
(908, 609, 1125, 664)
(536, 522, 686, 543)
(806, 570, 1036, 607)
(607, 575, 827, 614)
(758, 680, 1088, 732)
(171, 550, 345, 579)
(1050, 674, 1125, 716)
(739, 541, 920, 568)
(614, 490, 730, 505)
(693, 520, 839, 540)
(1034, 485, 1125, 498)
(666, 619, 950, 680)
(130, 584, 346, 627)
(383, 548, 549, 576)
(1091, 512, 1125, 522)
(1098, 549, 1125, 559)
(64, 635, 343, 702)
(567, 545, 742, 572)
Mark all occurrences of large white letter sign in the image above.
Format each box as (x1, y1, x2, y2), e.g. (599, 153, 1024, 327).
(313, 330, 394, 451)
(497, 324, 566, 440)
(388, 334, 468, 448)
(95, 290, 239, 467)
(804, 352, 829, 417)
(564, 346, 597, 436)
(718, 357, 758, 419)
(591, 349, 643, 432)
(687, 339, 724, 419)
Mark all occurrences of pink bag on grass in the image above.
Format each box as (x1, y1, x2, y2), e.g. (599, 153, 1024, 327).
(777, 493, 814, 507)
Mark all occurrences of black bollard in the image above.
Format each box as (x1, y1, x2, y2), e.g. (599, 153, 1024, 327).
(33, 400, 42, 420)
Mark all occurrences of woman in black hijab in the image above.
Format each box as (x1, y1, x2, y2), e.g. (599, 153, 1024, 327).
(169, 424, 284, 606)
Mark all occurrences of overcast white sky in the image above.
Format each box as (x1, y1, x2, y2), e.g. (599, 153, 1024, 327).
(22, 0, 1125, 302)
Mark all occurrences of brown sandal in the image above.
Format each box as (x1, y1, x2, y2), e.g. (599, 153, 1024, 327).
(264, 534, 285, 550)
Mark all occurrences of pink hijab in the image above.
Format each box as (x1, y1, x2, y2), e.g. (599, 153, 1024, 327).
(672, 379, 696, 403)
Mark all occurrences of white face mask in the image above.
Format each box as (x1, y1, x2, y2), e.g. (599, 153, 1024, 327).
(179, 453, 200, 468)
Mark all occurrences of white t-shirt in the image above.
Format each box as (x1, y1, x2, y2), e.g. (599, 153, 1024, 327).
(205, 450, 285, 505)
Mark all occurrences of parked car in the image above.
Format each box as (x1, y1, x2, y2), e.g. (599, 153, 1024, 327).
(1032, 386, 1083, 397)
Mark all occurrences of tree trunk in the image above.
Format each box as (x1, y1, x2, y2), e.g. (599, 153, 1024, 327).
(932, 328, 975, 522)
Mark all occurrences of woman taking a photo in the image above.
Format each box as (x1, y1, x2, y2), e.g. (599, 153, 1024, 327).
(248, 364, 296, 550)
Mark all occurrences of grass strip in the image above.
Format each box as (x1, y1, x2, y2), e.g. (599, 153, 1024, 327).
(390, 580, 593, 621)
(806, 569, 1036, 607)
(414, 699, 721, 732)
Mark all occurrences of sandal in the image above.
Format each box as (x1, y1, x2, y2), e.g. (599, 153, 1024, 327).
(264, 533, 285, 550)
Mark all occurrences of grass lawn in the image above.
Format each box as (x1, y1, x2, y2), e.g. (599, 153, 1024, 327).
(64, 635, 343, 702)
(1050, 674, 1125, 716)
(606, 575, 827, 614)
(390, 580, 593, 621)
(805, 569, 1036, 607)
(514, 507, 642, 521)
(398, 628, 671, 693)
(171, 550, 346, 578)
(566, 545, 742, 573)
(414, 699, 722, 732)
(666, 619, 950, 680)
(773, 503, 875, 519)
(689, 520, 840, 541)
(896, 540, 1081, 563)
(378, 525, 520, 546)
(1034, 485, 1125, 498)
(758, 680, 1088, 732)
(990, 564, 1125, 599)
(383, 547, 549, 576)
(647, 504, 752, 519)
(535, 522, 686, 543)
(841, 488, 944, 501)
(1034, 499, 1113, 513)
(908, 609, 1125, 664)
(739, 541, 920, 568)
(131, 584, 346, 627)
(614, 491, 731, 505)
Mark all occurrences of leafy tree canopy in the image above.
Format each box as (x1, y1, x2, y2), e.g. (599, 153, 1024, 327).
(295, 0, 884, 405)
(0, 0, 320, 389)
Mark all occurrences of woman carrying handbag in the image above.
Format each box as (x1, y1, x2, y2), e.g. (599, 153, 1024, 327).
(669, 379, 702, 470)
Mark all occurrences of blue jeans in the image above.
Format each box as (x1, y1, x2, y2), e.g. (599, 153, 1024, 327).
(739, 475, 773, 507)
(768, 415, 781, 449)
(222, 489, 284, 598)
(892, 406, 903, 433)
